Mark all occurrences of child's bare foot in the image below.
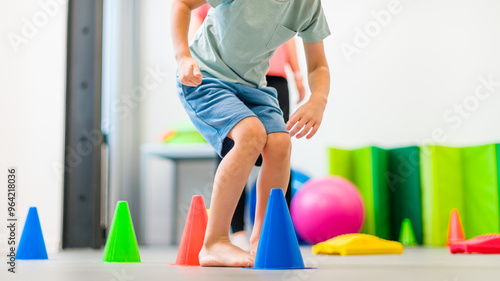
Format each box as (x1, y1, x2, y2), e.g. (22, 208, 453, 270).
(230, 231, 250, 252)
(199, 240, 254, 267)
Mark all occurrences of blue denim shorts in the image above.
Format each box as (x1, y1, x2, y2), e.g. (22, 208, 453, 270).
(176, 78, 288, 157)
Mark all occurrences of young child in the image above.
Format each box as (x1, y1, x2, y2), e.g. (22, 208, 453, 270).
(189, 4, 306, 253)
(171, 0, 330, 267)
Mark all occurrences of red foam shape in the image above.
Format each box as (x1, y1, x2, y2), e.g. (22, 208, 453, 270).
(449, 234, 500, 254)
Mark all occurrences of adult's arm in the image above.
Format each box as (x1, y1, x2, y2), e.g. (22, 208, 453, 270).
(286, 39, 306, 102)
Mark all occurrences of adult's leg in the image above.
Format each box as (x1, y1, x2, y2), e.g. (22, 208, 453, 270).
(249, 132, 292, 254)
(266, 75, 292, 208)
(199, 117, 266, 267)
(267, 76, 290, 122)
(230, 185, 246, 233)
(230, 184, 250, 251)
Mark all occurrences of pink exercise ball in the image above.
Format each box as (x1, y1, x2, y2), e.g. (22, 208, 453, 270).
(291, 176, 365, 244)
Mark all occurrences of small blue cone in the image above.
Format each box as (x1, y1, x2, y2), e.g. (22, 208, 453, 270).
(254, 189, 305, 269)
(16, 207, 48, 260)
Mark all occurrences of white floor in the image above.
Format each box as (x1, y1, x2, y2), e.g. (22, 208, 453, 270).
(3, 246, 500, 281)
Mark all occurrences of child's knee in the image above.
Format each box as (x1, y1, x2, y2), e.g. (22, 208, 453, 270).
(231, 117, 267, 154)
(263, 133, 291, 160)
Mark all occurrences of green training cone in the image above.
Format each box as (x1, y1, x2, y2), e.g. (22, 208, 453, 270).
(102, 201, 141, 262)
(398, 218, 418, 246)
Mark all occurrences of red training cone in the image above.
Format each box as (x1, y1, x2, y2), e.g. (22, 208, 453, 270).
(446, 208, 465, 246)
(174, 195, 208, 266)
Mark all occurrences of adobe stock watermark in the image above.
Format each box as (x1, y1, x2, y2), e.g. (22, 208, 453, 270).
(110, 268, 135, 281)
(442, 75, 500, 129)
(385, 149, 420, 192)
(281, 255, 330, 281)
(384, 74, 499, 190)
(421, 74, 499, 147)
(105, 66, 171, 127)
(340, 0, 404, 63)
(52, 128, 103, 175)
(8, 0, 65, 53)
(52, 65, 171, 177)
(177, 170, 214, 220)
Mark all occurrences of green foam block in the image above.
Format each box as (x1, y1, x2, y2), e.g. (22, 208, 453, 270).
(329, 147, 390, 239)
(328, 148, 353, 180)
(498, 144, 500, 227)
(462, 144, 500, 238)
(420, 146, 464, 246)
(387, 146, 423, 244)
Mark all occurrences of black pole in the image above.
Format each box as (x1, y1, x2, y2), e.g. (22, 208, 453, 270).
(62, 0, 104, 249)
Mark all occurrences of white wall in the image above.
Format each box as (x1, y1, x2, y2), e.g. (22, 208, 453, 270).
(0, 0, 67, 253)
(139, 0, 500, 179)
(291, 0, 500, 176)
(139, 0, 187, 145)
(138, 0, 189, 245)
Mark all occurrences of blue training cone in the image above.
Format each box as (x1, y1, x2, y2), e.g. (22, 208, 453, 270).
(254, 188, 305, 269)
(16, 207, 48, 260)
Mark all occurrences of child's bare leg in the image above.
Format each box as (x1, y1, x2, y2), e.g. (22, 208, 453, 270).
(249, 132, 291, 254)
(199, 117, 267, 267)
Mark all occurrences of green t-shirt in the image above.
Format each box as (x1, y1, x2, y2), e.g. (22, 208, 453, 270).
(190, 0, 330, 88)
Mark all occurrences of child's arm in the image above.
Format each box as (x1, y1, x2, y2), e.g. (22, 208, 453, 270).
(286, 40, 330, 139)
(171, 0, 207, 86)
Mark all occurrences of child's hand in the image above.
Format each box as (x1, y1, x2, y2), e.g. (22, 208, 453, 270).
(286, 97, 326, 139)
(177, 56, 202, 86)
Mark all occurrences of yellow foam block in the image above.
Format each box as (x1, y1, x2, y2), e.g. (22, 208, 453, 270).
(312, 233, 404, 255)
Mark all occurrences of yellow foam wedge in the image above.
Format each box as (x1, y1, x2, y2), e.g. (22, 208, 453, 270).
(312, 233, 404, 255)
